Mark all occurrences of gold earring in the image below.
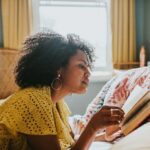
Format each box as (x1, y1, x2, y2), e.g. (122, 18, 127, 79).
(51, 74, 62, 91)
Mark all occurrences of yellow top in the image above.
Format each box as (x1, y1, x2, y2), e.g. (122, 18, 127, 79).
(0, 87, 74, 150)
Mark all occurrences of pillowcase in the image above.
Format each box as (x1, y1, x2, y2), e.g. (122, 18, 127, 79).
(84, 66, 150, 123)
(104, 67, 150, 107)
(84, 76, 118, 122)
(110, 123, 150, 150)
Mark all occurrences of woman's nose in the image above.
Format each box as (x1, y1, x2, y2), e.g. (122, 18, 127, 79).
(86, 67, 91, 77)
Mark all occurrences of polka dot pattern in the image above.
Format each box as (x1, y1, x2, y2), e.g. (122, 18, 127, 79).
(0, 87, 74, 149)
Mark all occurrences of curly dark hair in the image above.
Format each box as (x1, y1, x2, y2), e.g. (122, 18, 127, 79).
(15, 31, 95, 88)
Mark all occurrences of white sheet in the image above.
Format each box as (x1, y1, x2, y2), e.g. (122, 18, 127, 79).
(89, 141, 112, 150)
(90, 123, 150, 150)
(110, 123, 150, 150)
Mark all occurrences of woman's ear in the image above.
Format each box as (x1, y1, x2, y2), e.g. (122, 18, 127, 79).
(57, 68, 63, 76)
(57, 67, 66, 79)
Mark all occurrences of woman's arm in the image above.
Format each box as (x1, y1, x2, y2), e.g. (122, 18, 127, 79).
(71, 122, 97, 150)
(94, 125, 122, 142)
(71, 105, 124, 149)
(26, 106, 124, 150)
(26, 134, 61, 150)
(26, 123, 96, 150)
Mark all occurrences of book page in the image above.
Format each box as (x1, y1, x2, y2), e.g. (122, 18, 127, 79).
(121, 101, 150, 135)
(122, 85, 148, 114)
(121, 85, 150, 125)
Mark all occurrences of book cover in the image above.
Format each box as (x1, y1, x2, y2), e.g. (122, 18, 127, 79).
(121, 85, 150, 135)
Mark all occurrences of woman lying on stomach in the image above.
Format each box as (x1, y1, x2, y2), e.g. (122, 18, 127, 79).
(0, 31, 124, 150)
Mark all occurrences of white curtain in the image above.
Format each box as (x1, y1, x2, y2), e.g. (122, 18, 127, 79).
(1, 0, 33, 50)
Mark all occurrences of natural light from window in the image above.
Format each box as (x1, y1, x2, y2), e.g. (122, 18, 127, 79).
(39, 0, 111, 71)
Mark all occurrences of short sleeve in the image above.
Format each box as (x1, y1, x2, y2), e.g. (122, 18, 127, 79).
(0, 91, 57, 136)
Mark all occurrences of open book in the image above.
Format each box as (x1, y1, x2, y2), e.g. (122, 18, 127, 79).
(121, 85, 150, 135)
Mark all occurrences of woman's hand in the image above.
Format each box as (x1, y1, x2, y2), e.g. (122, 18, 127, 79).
(94, 129, 123, 143)
(105, 129, 124, 142)
(89, 105, 124, 132)
(104, 125, 121, 142)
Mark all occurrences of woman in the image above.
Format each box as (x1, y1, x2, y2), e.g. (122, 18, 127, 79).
(0, 31, 124, 150)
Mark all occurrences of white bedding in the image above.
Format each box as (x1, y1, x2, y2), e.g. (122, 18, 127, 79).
(89, 123, 150, 150)
(110, 123, 150, 150)
(89, 141, 112, 150)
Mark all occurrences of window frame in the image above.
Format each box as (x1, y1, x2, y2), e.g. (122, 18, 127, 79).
(32, 0, 113, 81)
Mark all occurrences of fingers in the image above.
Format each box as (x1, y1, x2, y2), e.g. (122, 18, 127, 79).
(110, 108, 124, 118)
(111, 115, 123, 123)
(107, 121, 121, 126)
(106, 125, 120, 135)
(91, 106, 125, 131)
(101, 105, 125, 116)
(105, 130, 123, 142)
(101, 106, 125, 124)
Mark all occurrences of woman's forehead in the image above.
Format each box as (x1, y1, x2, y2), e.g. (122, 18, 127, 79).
(71, 50, 89, 63)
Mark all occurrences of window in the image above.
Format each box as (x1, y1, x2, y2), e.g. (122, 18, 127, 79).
(33, 0, 112, 72)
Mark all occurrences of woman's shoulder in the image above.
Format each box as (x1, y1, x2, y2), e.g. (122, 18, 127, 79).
(17, 86, 50, 96)
(15, 86, 50, 98)
(0, 87, 58, 136)
(1, 86, 53, 109)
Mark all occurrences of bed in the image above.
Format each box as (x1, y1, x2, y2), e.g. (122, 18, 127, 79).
(1, 49, 150, 150)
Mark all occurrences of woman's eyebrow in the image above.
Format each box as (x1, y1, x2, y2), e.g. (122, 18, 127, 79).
(79, 59, 89, 66)
(79, 59, 88, 65)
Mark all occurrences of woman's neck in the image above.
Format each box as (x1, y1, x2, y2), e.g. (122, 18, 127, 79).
(51, 88, 70, 104)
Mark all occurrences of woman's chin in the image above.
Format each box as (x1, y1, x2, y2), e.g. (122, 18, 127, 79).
(76, 87, 87, 94)
(71, 84, 88, 94)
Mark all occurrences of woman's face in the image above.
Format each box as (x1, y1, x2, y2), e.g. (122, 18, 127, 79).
(61, 50, 91, 94)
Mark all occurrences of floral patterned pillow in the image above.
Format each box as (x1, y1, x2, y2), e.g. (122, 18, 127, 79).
(71, 67, 150, 136)
(84, 76, 118, 122)
(105, 67, 150, 107)
(85, 67, 150, 122)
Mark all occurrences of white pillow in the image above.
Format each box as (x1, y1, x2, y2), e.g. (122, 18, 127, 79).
(110, 123, 150, 150)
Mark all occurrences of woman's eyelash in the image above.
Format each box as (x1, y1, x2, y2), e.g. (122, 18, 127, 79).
(79, 64, 86, 69)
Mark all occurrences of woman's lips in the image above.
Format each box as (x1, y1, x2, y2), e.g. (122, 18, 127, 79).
(82, 79, 89, 85)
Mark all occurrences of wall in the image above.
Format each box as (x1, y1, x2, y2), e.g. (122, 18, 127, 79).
(65, 81, 106, 115)
(136, 0, 150, 62)
(136, 0, 144, 60)
(144, 0, 150, 61)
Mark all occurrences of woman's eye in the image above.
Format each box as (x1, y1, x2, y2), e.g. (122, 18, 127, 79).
(79, 64, 86, 69)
